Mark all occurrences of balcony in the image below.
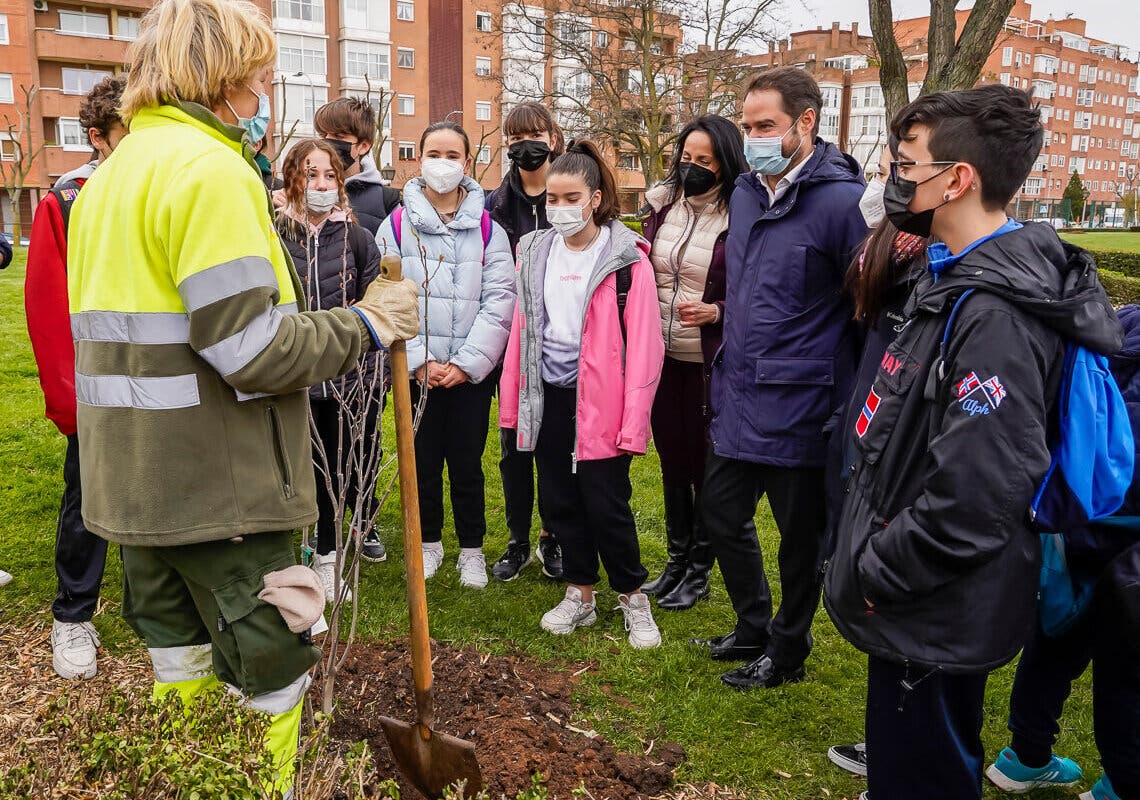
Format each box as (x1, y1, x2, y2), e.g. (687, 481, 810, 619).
(37, 89, 83, 120)
(33, 28, 129, 66)
(41, 146, 93, 179)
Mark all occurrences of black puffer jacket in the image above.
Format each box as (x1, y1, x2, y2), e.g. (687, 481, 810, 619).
(345, 155, 401, 235)
(824, 222, 1122, 674)
(276, 210, 384, 399)
(485, 166, 548, 254)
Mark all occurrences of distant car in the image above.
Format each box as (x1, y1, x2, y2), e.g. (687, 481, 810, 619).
(1028, 217, 1068, 230)
(0, 232, 29, 247)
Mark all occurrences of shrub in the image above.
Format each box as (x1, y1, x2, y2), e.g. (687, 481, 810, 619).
(1099, 269, 1140, 307)
(1088, 250, 1140, 279)
(621, 218, 643, 235)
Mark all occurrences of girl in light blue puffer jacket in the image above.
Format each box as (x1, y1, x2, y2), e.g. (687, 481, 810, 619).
(376, 121, 515, 589)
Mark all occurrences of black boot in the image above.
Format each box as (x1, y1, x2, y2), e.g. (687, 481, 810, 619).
(657, 488, 712, 611)
(642, 485, 693, 596)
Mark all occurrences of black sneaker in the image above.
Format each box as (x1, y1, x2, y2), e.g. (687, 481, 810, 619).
(491, 542, 531, 582)
(360, 530, 387, 563)
(827, 742, 868, 777)
(536, 536, 563, 580)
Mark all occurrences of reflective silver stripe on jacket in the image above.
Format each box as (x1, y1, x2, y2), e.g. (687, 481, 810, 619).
(75, 372, 200, 409)
(147, 644, 213, 683)
(71, 310, 191, 344)
(197, 305, 284, 376)
(233, 672, 311, 715)
(178, 256, 278, 312)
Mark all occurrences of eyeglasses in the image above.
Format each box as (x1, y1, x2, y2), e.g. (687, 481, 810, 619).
(889, 160, 958, 184)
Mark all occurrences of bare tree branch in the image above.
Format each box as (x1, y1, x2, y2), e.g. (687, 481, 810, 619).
(0, 85, 45, 243)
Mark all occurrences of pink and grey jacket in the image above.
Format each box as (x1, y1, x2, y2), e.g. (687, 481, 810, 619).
(499, 220, 664, 464)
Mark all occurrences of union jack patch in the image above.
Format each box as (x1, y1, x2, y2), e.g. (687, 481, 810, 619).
(956, 370, 1008, 416)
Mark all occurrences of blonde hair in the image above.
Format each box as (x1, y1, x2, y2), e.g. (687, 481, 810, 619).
(120, 0, 276, 122)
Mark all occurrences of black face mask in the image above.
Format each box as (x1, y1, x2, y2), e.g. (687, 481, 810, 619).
(882, 166, 955, 237)
(325, 138, 357, 172)
(680, 162, 718, 198)
(507, 140, 551, 172)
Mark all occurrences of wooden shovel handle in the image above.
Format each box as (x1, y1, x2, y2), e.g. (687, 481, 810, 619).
(380, 254, 434, 731)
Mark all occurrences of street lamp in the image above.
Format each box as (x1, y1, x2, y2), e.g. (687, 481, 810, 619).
(294, 71, 316, 130)
(444, 110, 463, 123)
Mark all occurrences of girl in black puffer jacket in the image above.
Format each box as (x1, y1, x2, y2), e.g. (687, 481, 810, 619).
(276, 138, 386, 601)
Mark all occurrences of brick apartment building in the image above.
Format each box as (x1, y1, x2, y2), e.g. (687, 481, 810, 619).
(0, 0, 677, 234)
(753, 1, 1140, 224)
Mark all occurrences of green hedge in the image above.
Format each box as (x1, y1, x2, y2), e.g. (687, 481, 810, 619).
(1088, 250, 1140, 279)
(1099, 269, 1140, 306)
(621, 218, 643, 234)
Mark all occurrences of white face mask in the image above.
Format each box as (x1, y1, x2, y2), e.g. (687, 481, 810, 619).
(421, 158, 466, 194)
(859, 178, 887, 228)
(305, 188, 339, 215)
(547, 201, 592, 238)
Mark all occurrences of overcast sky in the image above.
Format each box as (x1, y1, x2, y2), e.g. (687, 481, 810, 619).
(778, 0, 1140, 56)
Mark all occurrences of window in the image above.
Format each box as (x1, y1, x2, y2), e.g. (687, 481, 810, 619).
(397, 47, 414, 69)
(475, 101, 491, 121)
(476, 145, 491, 163)
(278, 34, 326, 75)
(476, 11, 492, 31)
(58, 10, 110, 37)
(397, 94, 414, 115)
(1000, 73, 1011, 86)
(117, 14, 139, 39)
(618, 153, 639, 171)
(595, 30, 608, 48)
(344, 43, 389, 80)
(0, 14, 10, 45)
(0, 74, 12, 104)
(57, 117, 86, 149)
(475, 56, 492, 76)
(275, 0, 323, 23)
(1015, 52, 1023, 67)
(398, 141, 415, 160)
(343, 0, 385, 30)
(396, 0, 414, 21)
(556, 17, 590, 57)
(62, 67, 112, 95)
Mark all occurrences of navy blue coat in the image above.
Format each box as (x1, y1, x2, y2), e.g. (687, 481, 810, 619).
(710, 140, 867, 467)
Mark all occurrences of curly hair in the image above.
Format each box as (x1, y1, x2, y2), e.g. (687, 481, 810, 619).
(79, 75, 127, 141)
(278, 138, 355, 222)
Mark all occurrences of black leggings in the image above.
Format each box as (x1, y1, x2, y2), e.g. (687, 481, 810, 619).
(533, 383, 648, 593)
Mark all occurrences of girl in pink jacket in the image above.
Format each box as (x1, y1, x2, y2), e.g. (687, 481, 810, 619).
(499, 140, 665, 649)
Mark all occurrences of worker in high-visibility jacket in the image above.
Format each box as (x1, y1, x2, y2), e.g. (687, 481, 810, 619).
(65, 0, 417, 795)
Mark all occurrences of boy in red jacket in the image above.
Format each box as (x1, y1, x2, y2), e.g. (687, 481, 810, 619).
(25, 75, 126, 680)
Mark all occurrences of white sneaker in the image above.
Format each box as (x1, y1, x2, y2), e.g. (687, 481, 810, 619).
(618, 593, 662, 649)
(457, 549, 488, 589)
(422, 543, 445, 579)
(314, 553, 353, 603)
(0, 569, 11, 587)
(541, 586, 597, 634)
(51, 620, 99, 679)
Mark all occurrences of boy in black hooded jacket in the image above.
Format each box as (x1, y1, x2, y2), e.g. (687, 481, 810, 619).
(824, 85, 1123, 800)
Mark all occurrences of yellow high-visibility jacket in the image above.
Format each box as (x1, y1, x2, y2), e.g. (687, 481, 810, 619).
(67, 101, 371, 545)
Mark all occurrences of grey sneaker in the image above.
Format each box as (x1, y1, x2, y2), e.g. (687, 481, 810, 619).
(0, 569, 11, 587)
(618, 593, 662, 649)
(541, 586, 597, 634)
(828, 742, 868, 776)
(314, 552, 353, 603)
(457, 550, 488, 589)
(422, 543, 445, 579)
(51, 620, 99, 679)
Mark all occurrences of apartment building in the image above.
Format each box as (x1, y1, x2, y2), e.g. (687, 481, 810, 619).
(754, 1, 1140, 223)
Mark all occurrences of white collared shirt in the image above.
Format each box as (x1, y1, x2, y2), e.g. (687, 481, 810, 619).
(762, 150, 817, 206)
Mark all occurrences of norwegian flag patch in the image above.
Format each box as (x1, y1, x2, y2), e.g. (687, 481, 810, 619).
(855, 387, 881, 438)
(956, 371, 1008, 416)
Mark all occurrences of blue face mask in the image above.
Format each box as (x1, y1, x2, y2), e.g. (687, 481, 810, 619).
(743, 122, 799, 176)
(226, 87, 271, 143)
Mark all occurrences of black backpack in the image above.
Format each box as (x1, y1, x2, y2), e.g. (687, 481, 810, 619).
(615, 264, 632, 342)
(50, 179, 85, 236)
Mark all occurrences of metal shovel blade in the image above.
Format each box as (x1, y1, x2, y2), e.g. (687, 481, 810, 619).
(378, 715, 483, 799)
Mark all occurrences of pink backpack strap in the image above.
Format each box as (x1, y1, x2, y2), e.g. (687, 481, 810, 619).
(480, 210, 492, 249)
(390, 206, 404, 248)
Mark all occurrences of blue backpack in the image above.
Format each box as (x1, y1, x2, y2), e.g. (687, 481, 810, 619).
(942, 289, 1135, 635)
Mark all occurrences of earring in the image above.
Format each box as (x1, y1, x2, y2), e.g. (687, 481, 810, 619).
(944, 194, 951, 201)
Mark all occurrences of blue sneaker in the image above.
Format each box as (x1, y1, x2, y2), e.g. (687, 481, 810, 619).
(1081, 774, 1121, 800)
(986, 747, 1083, 793)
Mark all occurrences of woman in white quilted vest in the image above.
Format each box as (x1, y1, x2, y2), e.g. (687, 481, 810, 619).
(376, 121, 515, 589)
(640, 115, 748, 612)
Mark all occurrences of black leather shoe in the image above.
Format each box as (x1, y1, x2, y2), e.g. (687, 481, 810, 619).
(689, 631, 767, 662)
(720, 655, 805, 690)
(656, 571, 710, 611)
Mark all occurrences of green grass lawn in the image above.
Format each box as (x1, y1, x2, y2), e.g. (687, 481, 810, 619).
(1060, 230, 1140, 253)
(0, 252, 1098, 799)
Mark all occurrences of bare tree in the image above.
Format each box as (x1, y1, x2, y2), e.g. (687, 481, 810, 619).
(0, 85, 44, 243)
(870, 0, 1017, 122)
(1115, 166, 1139, 228)
(499, 0, 686, 188)
(471, 123, 503, 184)
(362, 76, 395, 167)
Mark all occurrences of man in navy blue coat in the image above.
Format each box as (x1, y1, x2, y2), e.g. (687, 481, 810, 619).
(691, 67, 867, 689)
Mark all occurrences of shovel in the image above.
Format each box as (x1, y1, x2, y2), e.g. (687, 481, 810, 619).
(377, 254, 483, 799)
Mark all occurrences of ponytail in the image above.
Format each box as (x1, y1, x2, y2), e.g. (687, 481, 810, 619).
(549, 138, 619, 225)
